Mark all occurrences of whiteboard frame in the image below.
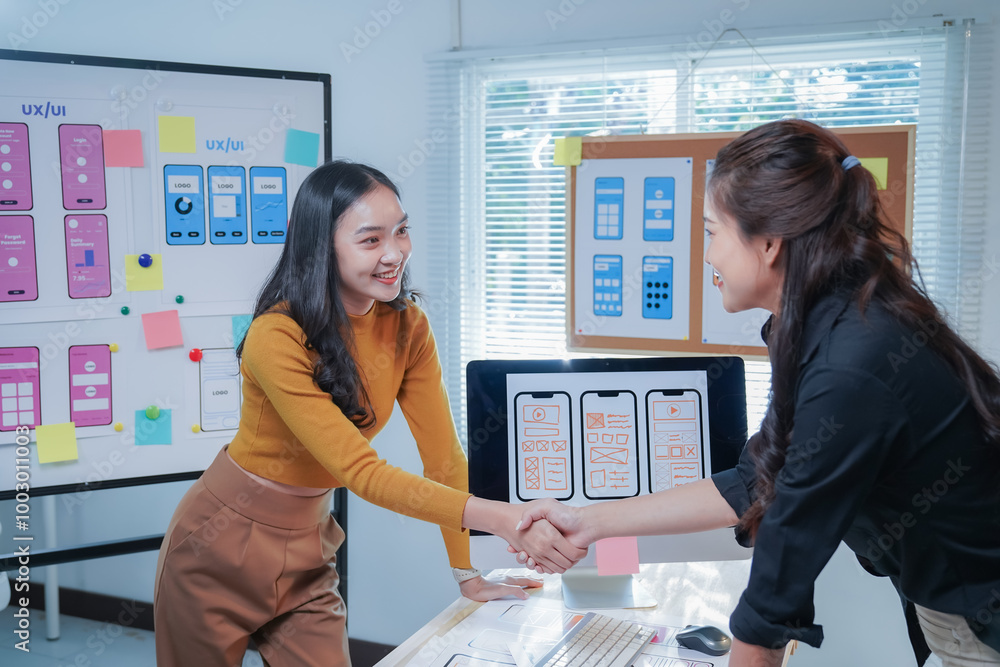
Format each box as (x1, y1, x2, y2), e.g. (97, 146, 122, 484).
(0, 48, 332, 499)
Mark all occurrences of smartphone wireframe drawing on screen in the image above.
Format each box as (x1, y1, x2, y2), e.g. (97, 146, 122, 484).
(581, 389, 639, 499)
(207, 165, 247, 244)
(642, 255, 673, 319)
(513, 391, 573, 501)
(0, 347, 40, 431)
(645, 389, 705, 493)
(164, 164, 205, 245)
(65, 214, 111, 298)
(249, 166, 288, 243)
(643, 176, 675, 242)
(0, 215, 37, 302)
(0, 122, 32, 211)
(593, 255, 623, 316)
(58, 124, 106, 210)
(68, 344, 112, 427)
(593, 176, 624, 240)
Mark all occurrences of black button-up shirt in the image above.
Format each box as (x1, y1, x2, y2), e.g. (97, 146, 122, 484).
(712, 289, 1000, 651)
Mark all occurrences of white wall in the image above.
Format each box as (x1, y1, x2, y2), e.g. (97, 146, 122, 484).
(982, 16, 1000, 365)
(1, 0, 997, 660)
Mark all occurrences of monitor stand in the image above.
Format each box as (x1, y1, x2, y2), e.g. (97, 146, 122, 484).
(560, 567, 658, 611)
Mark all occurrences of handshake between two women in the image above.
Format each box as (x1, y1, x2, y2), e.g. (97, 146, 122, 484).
(509, 499, 590, 574)
(467, 478, 738, 576)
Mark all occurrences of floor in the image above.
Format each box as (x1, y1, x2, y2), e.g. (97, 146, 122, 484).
(0, 610, 263, 666)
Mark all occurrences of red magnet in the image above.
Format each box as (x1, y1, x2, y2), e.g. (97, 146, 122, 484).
(189, 348, 203, 362)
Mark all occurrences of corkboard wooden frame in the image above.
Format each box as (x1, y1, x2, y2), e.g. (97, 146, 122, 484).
(566, 125, 915, 358)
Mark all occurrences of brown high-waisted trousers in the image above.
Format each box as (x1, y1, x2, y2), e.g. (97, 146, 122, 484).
(154, 448, 348, 667)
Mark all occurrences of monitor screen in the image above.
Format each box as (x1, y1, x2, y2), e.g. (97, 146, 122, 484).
(467, 356, 753, 574)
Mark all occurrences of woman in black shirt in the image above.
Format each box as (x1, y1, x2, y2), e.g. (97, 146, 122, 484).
(514, 119, 1000, 666)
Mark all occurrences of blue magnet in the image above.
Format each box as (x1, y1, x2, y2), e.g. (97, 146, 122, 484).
(138, 253, 153, 268)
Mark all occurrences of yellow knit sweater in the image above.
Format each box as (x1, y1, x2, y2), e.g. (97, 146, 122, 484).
(228, 301, 472, 568)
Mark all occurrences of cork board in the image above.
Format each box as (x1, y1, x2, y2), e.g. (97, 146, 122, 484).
(566, 125, 915, 357)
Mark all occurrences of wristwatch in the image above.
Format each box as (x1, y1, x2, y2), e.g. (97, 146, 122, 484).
(452, 567, 482, 583)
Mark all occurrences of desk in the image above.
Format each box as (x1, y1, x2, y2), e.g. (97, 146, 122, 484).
(376, 562, 796, 666)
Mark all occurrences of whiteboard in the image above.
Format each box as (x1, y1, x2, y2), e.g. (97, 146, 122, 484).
(0, 49, 330, 497)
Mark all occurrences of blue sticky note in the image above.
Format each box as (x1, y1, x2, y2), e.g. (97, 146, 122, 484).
(232, 314, 253, 350)
(284, 128, 320, 167)
(135, 408, 172, 445)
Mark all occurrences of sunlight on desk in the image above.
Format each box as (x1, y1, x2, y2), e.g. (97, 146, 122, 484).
(377, 562, 796, 667)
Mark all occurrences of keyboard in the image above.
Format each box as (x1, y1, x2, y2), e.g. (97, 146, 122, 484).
(531, 611, 656, 667)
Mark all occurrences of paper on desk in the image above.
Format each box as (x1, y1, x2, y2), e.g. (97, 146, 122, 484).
(506, 638, 561, 667)
(414, 595, 730, 667)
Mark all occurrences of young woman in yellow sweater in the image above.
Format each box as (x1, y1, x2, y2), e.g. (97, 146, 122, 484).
(154, 160, 584, 666)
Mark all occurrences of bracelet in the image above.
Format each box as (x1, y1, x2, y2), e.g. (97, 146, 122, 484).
(452, 567, 482, 583)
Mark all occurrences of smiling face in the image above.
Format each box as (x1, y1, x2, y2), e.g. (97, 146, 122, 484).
(703, 200, 784, 315)
(333, 184, 412, 316)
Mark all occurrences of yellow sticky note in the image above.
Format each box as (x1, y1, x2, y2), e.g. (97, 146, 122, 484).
(859, 157, 889, 190)
(125, 254, 164, 291)
(553, 136, 582, 166)
(36, 423, 79, 464)
(158, 116, 196, 154)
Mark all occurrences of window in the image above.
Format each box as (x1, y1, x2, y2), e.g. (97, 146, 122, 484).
(427, 25, 991, 439)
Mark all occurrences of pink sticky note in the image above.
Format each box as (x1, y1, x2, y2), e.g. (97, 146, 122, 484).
(103, 129, 144, 167)
(141, 310, 183, 350)
(595, 536, 640, 576)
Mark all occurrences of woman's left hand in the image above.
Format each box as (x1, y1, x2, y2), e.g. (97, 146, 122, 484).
(459, 574, 543, 602)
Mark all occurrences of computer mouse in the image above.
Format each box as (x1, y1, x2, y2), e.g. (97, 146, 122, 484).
(675, 624, 732, 656)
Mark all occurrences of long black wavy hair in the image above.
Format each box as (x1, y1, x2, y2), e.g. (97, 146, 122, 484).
(236, 160, 416, 429)
(707, 119, 1000, 539)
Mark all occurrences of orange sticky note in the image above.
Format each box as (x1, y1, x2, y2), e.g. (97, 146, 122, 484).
(103, 129, 144, 167)
(595, 536, 640, 576)
(141, 310, 184, 350)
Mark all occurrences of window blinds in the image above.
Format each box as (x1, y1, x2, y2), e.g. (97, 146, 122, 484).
(425, 24, 991, 441)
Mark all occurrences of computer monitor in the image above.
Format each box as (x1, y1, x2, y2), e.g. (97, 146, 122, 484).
(466, 356, 752, 609)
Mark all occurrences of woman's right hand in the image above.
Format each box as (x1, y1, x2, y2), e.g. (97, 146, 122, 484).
(462, 497, 587, 574)
(505, 515, 588, 574)
(509, 500, 593, 571)
(507, 479, 739, 572)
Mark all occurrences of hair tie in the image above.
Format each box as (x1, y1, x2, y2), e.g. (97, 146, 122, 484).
(841, 155, 861, 171)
